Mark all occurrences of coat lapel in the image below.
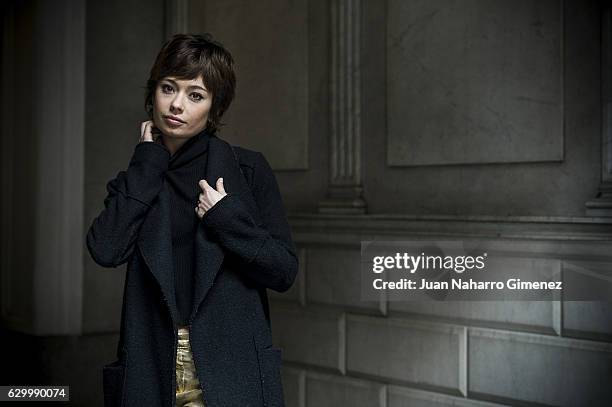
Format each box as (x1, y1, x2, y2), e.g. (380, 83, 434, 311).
(136, 134, 263, 327)
(137, 184, 180, 324)
(190, 135, 263, 323)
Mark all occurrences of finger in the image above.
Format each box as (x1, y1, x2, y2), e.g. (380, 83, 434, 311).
(216, 178, 225, 194)
(142, 121, 153, 142)
(140, 122, 147, 141)
(198, 179, 210, 191)
(140, 121, 150, 142)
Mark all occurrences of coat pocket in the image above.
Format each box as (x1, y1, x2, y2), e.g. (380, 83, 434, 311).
(256, 346, 285, 407)
(102, 359, 126, 407)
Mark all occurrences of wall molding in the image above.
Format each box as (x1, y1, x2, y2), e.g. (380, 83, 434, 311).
(586, 4, 612, 216)
(289, 213, 612, 243)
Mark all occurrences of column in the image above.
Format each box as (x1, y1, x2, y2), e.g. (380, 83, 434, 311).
(318, 0, 367, 214)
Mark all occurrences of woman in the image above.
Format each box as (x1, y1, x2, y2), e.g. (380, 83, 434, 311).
(86, 33, 298, 407)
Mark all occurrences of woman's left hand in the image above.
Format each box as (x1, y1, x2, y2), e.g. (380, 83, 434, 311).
(195, 178, 227, 219)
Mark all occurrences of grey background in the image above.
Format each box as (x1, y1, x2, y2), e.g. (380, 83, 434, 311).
(1, 0, 611, 406)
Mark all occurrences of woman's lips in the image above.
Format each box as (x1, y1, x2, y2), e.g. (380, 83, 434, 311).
(163, 116, 185, 127)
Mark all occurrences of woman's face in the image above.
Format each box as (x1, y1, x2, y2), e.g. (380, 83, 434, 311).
(152, 75, 213, 139)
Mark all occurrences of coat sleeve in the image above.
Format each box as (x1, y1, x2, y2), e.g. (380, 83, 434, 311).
(86, 142, 170, 268)
(201, 152, 298, 292)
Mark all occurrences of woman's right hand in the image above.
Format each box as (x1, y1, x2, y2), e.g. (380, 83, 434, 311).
(139, 120, 164, 145)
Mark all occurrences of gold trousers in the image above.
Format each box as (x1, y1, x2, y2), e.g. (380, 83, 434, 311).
(176, 326, 206, 406)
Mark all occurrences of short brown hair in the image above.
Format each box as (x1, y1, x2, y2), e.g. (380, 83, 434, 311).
(144, 33, 236, 135)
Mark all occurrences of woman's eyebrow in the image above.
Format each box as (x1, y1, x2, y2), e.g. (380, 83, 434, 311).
(163, 78, 208, 92)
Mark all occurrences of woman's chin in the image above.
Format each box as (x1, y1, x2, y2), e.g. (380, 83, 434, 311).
(160, 127, 189, 138)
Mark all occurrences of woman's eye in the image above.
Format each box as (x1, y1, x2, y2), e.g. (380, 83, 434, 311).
(161, 84, 173, 93)
(191, 93, 204, 101)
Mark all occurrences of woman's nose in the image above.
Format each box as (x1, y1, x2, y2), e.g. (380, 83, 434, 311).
(170, 96, 184, 113)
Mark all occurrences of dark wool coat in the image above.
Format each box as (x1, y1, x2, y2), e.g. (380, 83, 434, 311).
(86, 134, 298, 407)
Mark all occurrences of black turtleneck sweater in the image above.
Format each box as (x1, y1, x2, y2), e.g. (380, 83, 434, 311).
(163, 130, 211, 325)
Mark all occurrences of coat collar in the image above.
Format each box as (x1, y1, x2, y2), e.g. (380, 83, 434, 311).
(137, 134, 262, 326)
(168, 129, 209, 170)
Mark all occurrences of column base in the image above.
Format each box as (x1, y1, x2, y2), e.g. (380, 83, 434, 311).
(318, 197, 367, 214)
(318, 186, 367, 214)
(585, 183, 612, 217)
